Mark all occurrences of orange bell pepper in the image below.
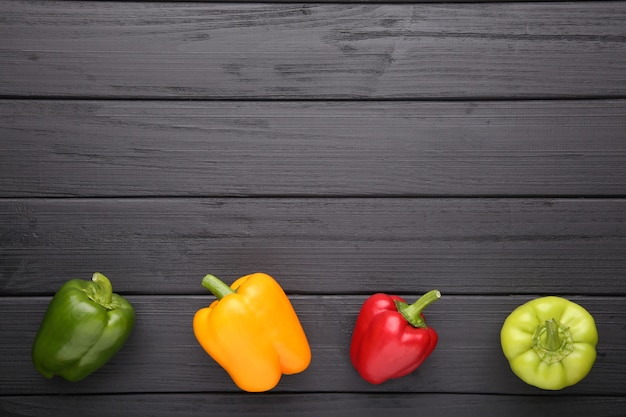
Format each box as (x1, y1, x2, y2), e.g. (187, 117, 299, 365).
(193, 272, 311, 392)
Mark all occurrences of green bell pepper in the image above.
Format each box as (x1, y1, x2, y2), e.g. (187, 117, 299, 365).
(32, 272, 135, 382)
(500, 296, 598, 390)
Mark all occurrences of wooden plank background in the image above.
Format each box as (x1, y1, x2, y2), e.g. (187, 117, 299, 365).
(1, 100, 626, 197)
(1, 2, 625, 99)
(1, 0, 625, 416)
(2, 198, 626, 295)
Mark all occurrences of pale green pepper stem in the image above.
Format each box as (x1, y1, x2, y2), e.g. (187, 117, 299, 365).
(544, 319, 562, 351)
(532, 318, 574, 363)
(202, 274, 236, 300)
(395, 290, 441, 328)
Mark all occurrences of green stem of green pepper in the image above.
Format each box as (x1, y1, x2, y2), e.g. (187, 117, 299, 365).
(395, 289, 441, 328)
(202, 274, 235, 300)
(86, 272, 113, 308)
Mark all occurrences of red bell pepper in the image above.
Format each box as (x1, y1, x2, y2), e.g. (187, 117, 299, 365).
(350, 290, 441, 384)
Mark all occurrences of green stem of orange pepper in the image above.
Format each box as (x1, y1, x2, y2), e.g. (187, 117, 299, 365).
(202, 274, 235, 299)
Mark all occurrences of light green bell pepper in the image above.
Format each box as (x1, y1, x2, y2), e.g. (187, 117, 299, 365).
(500, 296, 598, 390)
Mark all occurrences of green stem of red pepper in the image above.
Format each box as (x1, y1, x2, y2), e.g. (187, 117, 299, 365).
(394, 289, 441, 328)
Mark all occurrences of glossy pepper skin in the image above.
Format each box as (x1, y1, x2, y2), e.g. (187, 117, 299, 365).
(193, 273, 311, 392)
(350, 290, 441, 384)
(500, 296, 598, 390)
(32, 272, 135, 382)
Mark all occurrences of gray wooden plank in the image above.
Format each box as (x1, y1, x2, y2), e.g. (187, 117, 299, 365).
(2, 393, 626, 417)
(1, 198, 625, 296)
(0, 295, 624, 395)
(1, 100, 625, 197)
(1, 2, 624, 99)
(37, 0, 611, 2)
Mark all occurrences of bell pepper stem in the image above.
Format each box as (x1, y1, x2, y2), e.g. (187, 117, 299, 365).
(91, 272, 113, 306)
(202, 274, 236, 300)
(544, 319, 561, 351)
(532, 318, 574, 363)
(395, 290, 441, 328)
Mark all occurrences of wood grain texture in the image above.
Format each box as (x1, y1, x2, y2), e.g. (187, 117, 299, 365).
(2, 100, 625, 197)
(3, 393, 626, 417)
(1, 0, 625, 413)
(1, 2, 625, 99)
(1, 198, 625, 296)
(1, 295, 624, 396)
